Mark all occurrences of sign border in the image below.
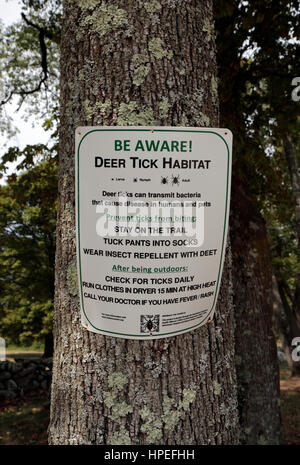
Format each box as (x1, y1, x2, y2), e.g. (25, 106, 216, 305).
(76, 128, 231, 338)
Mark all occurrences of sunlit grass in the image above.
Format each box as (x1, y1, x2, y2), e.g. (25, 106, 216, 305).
(6, 342, 44, 353)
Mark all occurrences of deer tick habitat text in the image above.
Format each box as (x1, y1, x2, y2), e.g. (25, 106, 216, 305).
(75, 127, 232, 339)
(94, 155, 212, 170)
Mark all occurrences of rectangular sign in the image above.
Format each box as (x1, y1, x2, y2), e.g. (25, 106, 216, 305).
(75, 127, 232, 339)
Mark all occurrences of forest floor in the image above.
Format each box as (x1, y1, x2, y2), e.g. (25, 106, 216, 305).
(4, 343, 43, 360)
(0, 391, 49, 445)
(0, 364, 299, 445)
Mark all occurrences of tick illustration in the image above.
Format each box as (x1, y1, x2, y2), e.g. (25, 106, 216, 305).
(161, 176, 168, 185)
(171, 174, 180, 186)
(140, 315, 159, 333)
(147, 320, 153, 331)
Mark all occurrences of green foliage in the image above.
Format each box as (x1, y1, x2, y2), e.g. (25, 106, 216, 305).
(215, 0, 300, 308)
(0, 156, 57, 345)
(0, 0, 61, 136)
(215, 0, 299, 203)
(0, 141, 58, 178)
(267, 214, 299, 290)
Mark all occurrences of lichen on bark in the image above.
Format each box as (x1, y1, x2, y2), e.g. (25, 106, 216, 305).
(66, 260, 78, 296)
(144, 1, 162, 13)
(49, 0, 239, 445)
(148, 38, 173, 59)
(116, 102, 155, 126)
(78, 3, 128, 37)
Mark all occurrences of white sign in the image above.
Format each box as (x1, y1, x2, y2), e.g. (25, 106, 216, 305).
(75, 127, 232, 339)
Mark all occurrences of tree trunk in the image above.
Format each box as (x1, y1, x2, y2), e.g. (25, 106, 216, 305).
(230, 178, 281, 444)
(43, 332, 54, 358)
(272, 274, 297, 370)
(214, 5, 282, 444)
(283, 134, 300, 257)
(49, 0, 239, 445)
(271, 133, 300, 377)
(282, 134, 300, 375)
(275, 274, 300, 376)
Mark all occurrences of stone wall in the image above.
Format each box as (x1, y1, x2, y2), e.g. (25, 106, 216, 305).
(0, 358, 52, 398)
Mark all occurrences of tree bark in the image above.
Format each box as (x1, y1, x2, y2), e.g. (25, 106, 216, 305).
(49, 0, 239, 445)
(230, 178, 281, 444)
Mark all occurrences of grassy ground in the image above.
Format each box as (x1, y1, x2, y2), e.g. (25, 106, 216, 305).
(6, 343, 44, 353)
(5, 343, 43, 358)
(0, 392, 49, 445)
(4, 343, 43, 361)
(0, 364, 299, 445)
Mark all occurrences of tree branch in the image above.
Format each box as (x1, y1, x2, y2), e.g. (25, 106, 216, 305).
(0, 13, 49, 106)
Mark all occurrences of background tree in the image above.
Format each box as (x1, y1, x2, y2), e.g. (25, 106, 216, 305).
(0, 0, 60, 355)
(48, 0, 239, 445)
(213, 0, 300, 443)
(231, 2, 300, 379)
(0, 0, 60, 125)
(0, 152, 57, 356)
(265, 132, 300, 376)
